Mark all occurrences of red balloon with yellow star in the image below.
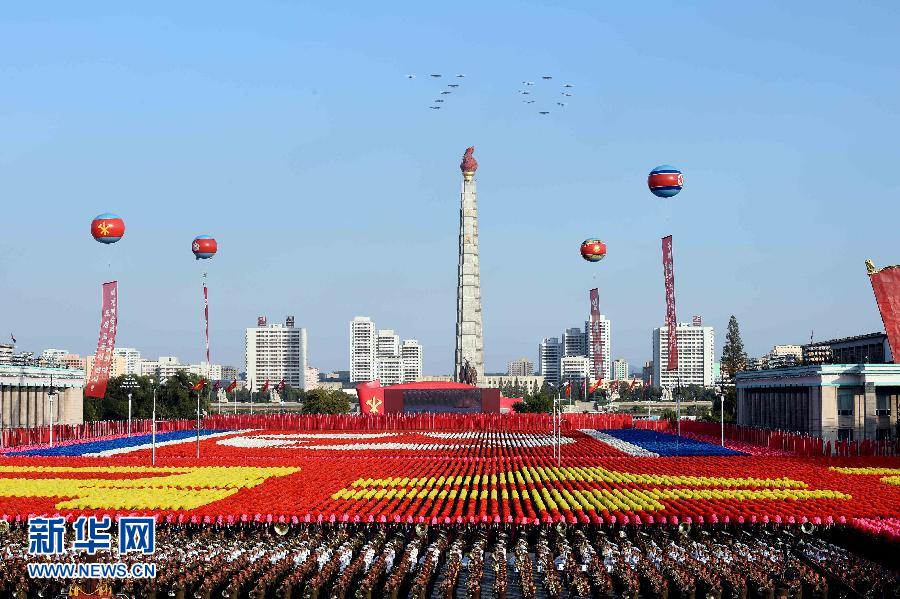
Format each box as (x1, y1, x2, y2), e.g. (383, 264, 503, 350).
(90, 213, 125, 244)
(580, 239, 607, 262)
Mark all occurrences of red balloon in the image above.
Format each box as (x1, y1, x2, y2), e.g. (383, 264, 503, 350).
(580, 239, 607, 262)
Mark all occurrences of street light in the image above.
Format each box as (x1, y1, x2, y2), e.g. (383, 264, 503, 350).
(717, 381, 727, 447)
(121, 376, 139, 436)
(151, 378, 167, 465)
(46, 379, 61, 448)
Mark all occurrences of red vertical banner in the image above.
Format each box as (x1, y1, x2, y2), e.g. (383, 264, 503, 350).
(204, 284, 210, 366)
(869, 265, 900, 362)
(589, 288, 603, 381)
(662, 236, 678, 371)
(85, 281, 118, 398)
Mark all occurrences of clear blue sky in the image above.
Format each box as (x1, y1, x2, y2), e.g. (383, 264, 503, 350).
(1, 2, 898, 375)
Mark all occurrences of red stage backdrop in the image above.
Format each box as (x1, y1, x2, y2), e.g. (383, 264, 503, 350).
(85, 281, 118, 398)
(589, 288, 603, 380)
(869, 265, 900, 363)
(662, 236, 678, 371)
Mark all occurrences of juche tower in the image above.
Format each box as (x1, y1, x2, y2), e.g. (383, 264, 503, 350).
(455, 146, 485, 383)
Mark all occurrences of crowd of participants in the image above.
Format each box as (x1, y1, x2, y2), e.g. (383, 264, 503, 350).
(1, 523, 897, 598)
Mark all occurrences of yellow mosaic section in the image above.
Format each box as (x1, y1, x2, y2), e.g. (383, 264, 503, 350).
(332, 466, 849, 513)
(0, 466, 299, 510)
(830, 466, 900, 487)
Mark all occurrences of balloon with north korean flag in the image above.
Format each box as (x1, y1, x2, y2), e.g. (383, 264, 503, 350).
(580, 239, 607, 262)
(648, 165, 683, 198)
(192, 235, 218, 260)
(90, 213, 125, 244)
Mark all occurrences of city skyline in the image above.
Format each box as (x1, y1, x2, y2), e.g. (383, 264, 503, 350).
(1, 2, 896, 374)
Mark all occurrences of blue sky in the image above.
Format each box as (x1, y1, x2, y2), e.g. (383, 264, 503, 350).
(1, 1, 898, 375)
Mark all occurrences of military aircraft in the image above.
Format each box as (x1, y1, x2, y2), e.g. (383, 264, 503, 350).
(440, 90, 452, 95)
(556, 102, 567, 107)
(542, 75, 553, 80)
(407, 74, 416, 79)
(456, 74, 465, 78)
(430, 74, 442, 78)
(429, 106, 442, 110)
(539, 111, 550, 114)
(563, 83, 574, 88)
(562, 92, 573, 97)
(448, 84, 459, 88)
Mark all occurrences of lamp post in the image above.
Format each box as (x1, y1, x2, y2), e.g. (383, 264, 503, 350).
(121, 376, 139, 436)
(717, 381, 726, 447)
(47, 382, 61, 448)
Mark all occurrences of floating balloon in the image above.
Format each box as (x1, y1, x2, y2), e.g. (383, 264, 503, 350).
(192, 235, 218, 260)
(90, 213, 125, 244)
(648, 165, 683, 198)
(580, 239, 607, 262)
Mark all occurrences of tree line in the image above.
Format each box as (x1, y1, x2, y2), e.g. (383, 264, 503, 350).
(84, 373, 353, 421)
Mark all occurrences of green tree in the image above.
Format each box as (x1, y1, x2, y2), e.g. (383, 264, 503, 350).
(721, 315, 747, 381)
(512, 393, 553, 413)
(301, 389, 352, 414)
(84, 371, 209, 421)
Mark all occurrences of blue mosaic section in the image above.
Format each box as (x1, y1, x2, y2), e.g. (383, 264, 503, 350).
(6, 429, 227, 457)
(601, 429, 746, 457)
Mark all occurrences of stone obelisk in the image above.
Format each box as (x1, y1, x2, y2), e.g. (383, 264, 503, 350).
(455, 146, 484, 384)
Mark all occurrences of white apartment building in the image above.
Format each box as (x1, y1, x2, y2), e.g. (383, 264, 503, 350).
(585, 315, 612, 381)
(481, 374, 545, 394)
(652, 322, 716, 388)
(376, 330, 400, 359)
(401, 340, 423, 383)
(140, 360, 159, 377)
(561, 356, 591, 382)
(539, 337, 562, 386)
(41, 349, 70, 365)
(377, 356, 403, 385)
(507, 358, 534, 377)
(246, 317, 309, 391)
(113, 348, 142, 375)
(612, 358, 629, 381)
(350, 317, 376, 383)
(305, 366, 320, 390)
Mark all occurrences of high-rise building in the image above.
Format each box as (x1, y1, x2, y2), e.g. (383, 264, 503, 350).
(642, 361, 654, 386)
(221, 365, 238, 382)
(538, 337, 562, 386)
(454, 146, 484, 383)
(612, 358, 629, 381)
(585, 315, 612, 381)
(507, 358, 534, 377)
(376, 330, 400, 359)
(246, 316, 309, 391)
(350, 316, 376, 383)
(113, 348, 142, 375)
(561, 356, 590, 383)
(652, 322, 715, 388)
(305, 367, 320, 390)
(376, 357, 402, 385)
(563, 327, 587, 358)
(401, 340, 423, 383)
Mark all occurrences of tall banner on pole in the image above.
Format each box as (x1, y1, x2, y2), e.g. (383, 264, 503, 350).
(867, 262, 900, 363)
(203, 284, 210, 366)
(589, 288, 603, 380)
(85, 281, 118, 398)
(662, 236, 678, 371)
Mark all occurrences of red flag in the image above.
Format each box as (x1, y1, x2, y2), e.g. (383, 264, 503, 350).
(276, 378, 286, 392)
(85, 281, 119, 399)
(225, 379, 238, 393)
(868, 264, 900, 362)
(563, 382, 571, 398)
(191, 378, 207, 391)
(662, 235, 678, 371)
(261, 380, 270, 393)
(589, 380, 602, 394)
